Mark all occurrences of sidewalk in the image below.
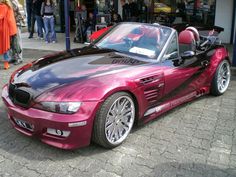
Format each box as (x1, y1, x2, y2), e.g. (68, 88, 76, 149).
(21, 32, 85, 59)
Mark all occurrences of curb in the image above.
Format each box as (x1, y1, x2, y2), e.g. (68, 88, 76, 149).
(22, 48, 58, 59)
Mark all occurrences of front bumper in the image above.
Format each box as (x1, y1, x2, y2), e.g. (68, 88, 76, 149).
(1, 85, 100, 149)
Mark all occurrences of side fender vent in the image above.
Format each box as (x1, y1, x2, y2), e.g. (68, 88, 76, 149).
(140, 76, 158, 85)
(144, 87, 159, 105)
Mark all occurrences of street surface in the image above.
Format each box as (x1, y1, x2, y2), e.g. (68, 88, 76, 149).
(0, 49, 235, 177)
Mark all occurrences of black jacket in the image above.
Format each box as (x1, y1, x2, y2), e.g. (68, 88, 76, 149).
(122, 3, 130, 21)
(32, 0, 43, 16)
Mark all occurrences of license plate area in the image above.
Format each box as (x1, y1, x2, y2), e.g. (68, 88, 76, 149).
(14, 118, 34, 132)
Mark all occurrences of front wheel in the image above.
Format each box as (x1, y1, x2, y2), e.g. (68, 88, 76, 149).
(210, 60, 231, 96)
(93, 92, 136, 148)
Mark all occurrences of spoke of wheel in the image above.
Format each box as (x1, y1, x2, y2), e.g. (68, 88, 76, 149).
(121, 118, 130, 129)
(222, 79, 226, 86)
(106, 116, 115, 128)
(110, 125, 117, 141)
(120, 100, 130, 113)
(107, 123, 115, 139)
(122, 109, 132, 117)
(114, 101, 120, 114)
(114, 126, 120, 141)
(118, 98, 126, 113)
(105, 121, 114, 129)
(117, 124, 124, 138)
(218, 83, 222, 91)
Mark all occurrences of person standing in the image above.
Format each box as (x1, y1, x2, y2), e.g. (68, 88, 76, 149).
(74, 4, 87, 43)
(10, 0, 25, 64)
(29, 0, 44, 39)
(0, 0, 17, 69)
(41, 0, 56, 43)
(128, 0, 138, 22)
(26, 0, 33, 32)
(84, 12, 95, 42)
(120, 0, 130, 21)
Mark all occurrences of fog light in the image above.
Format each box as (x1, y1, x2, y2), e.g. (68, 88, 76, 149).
(47, 128, 70, 137)
(68, 121, 87, 127)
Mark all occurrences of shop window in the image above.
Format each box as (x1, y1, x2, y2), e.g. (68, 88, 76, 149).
(152, 0, 216, 26)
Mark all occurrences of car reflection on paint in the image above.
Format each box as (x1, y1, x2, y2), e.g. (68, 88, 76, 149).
(2, 22, 231, 149)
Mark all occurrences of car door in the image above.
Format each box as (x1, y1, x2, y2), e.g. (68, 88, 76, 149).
(160, 32, 204, 103)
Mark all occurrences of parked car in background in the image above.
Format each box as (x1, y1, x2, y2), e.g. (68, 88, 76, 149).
(154, 2, 172, 13)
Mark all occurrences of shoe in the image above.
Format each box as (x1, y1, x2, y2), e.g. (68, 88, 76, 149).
(4, 61, 10, 70)
(52, 41, 56, 43)
(45, 41, 49, 44)
(28, 35, 33, 39)
(13, 59, 23, 65)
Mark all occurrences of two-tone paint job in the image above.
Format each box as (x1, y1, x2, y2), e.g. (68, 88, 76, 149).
(1, 23, 229, 149)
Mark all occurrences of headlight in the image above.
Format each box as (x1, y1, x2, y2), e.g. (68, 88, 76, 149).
(33, 102, 82, 114)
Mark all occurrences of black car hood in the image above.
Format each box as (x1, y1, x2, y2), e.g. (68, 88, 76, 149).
(12, 47, 148, 94)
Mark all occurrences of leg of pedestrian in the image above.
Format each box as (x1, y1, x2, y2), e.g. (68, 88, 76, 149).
(44, 17, 50, 43)
(50, 16, 57, 43)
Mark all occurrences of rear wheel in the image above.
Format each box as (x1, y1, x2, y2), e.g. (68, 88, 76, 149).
(93, 92, 135, 148)
(211, 60, 231, 96)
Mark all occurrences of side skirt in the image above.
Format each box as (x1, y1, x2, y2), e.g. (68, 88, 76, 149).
(140, 87, 209, 124)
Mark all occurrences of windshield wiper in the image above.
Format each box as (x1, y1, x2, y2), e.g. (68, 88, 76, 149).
(99, 47, 119, 53)
(89, 42, 99, 49)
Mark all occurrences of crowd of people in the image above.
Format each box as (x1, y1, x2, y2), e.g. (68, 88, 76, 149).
(0, 0, 57, 70)
(73, 3, 122, 43)
(0, 0, 143, 69)
(74, 0, 142, 43)
(27, 0, 56, 43)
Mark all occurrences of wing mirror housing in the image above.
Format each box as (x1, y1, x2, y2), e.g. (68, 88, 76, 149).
(181, 51, 195, 59)
(164, 51, 179, 60)
(84, 42, 90, 46)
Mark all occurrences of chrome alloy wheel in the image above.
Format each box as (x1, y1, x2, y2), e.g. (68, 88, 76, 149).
(105, 96, 135, 145)
(217, 60, 231, 93)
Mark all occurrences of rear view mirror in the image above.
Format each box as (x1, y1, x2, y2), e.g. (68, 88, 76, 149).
(181, 51, 195, 59)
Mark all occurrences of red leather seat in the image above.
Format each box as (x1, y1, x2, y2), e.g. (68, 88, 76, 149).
(178, 30, 196, 54)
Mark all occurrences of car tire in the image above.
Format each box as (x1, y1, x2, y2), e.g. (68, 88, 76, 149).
(93, 92, 135, 148)
(210, 60, 231, 96)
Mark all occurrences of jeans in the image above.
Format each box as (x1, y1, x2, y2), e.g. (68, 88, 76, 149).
(29, 13, 36, 37)
(35, 15, 44, 38)
(43, 16, 56, 42)
(2, 51, 10, 61)
(26, 2, 32, 32)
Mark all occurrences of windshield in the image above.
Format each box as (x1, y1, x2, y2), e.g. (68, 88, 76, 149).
(96, 23, 172, 59)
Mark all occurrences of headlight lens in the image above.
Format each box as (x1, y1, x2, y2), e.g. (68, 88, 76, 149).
(33, 102, 82, 114)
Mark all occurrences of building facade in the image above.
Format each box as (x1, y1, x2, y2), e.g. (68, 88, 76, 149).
(57, 0, 235, 43)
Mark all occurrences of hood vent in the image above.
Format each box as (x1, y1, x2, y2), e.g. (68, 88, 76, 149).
(140, 76, 158, 85)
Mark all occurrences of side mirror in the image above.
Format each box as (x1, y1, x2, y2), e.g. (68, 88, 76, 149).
(181, 51, 195, 59)
(84, 42, 90, 46)
(164, 51, 179, 60)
